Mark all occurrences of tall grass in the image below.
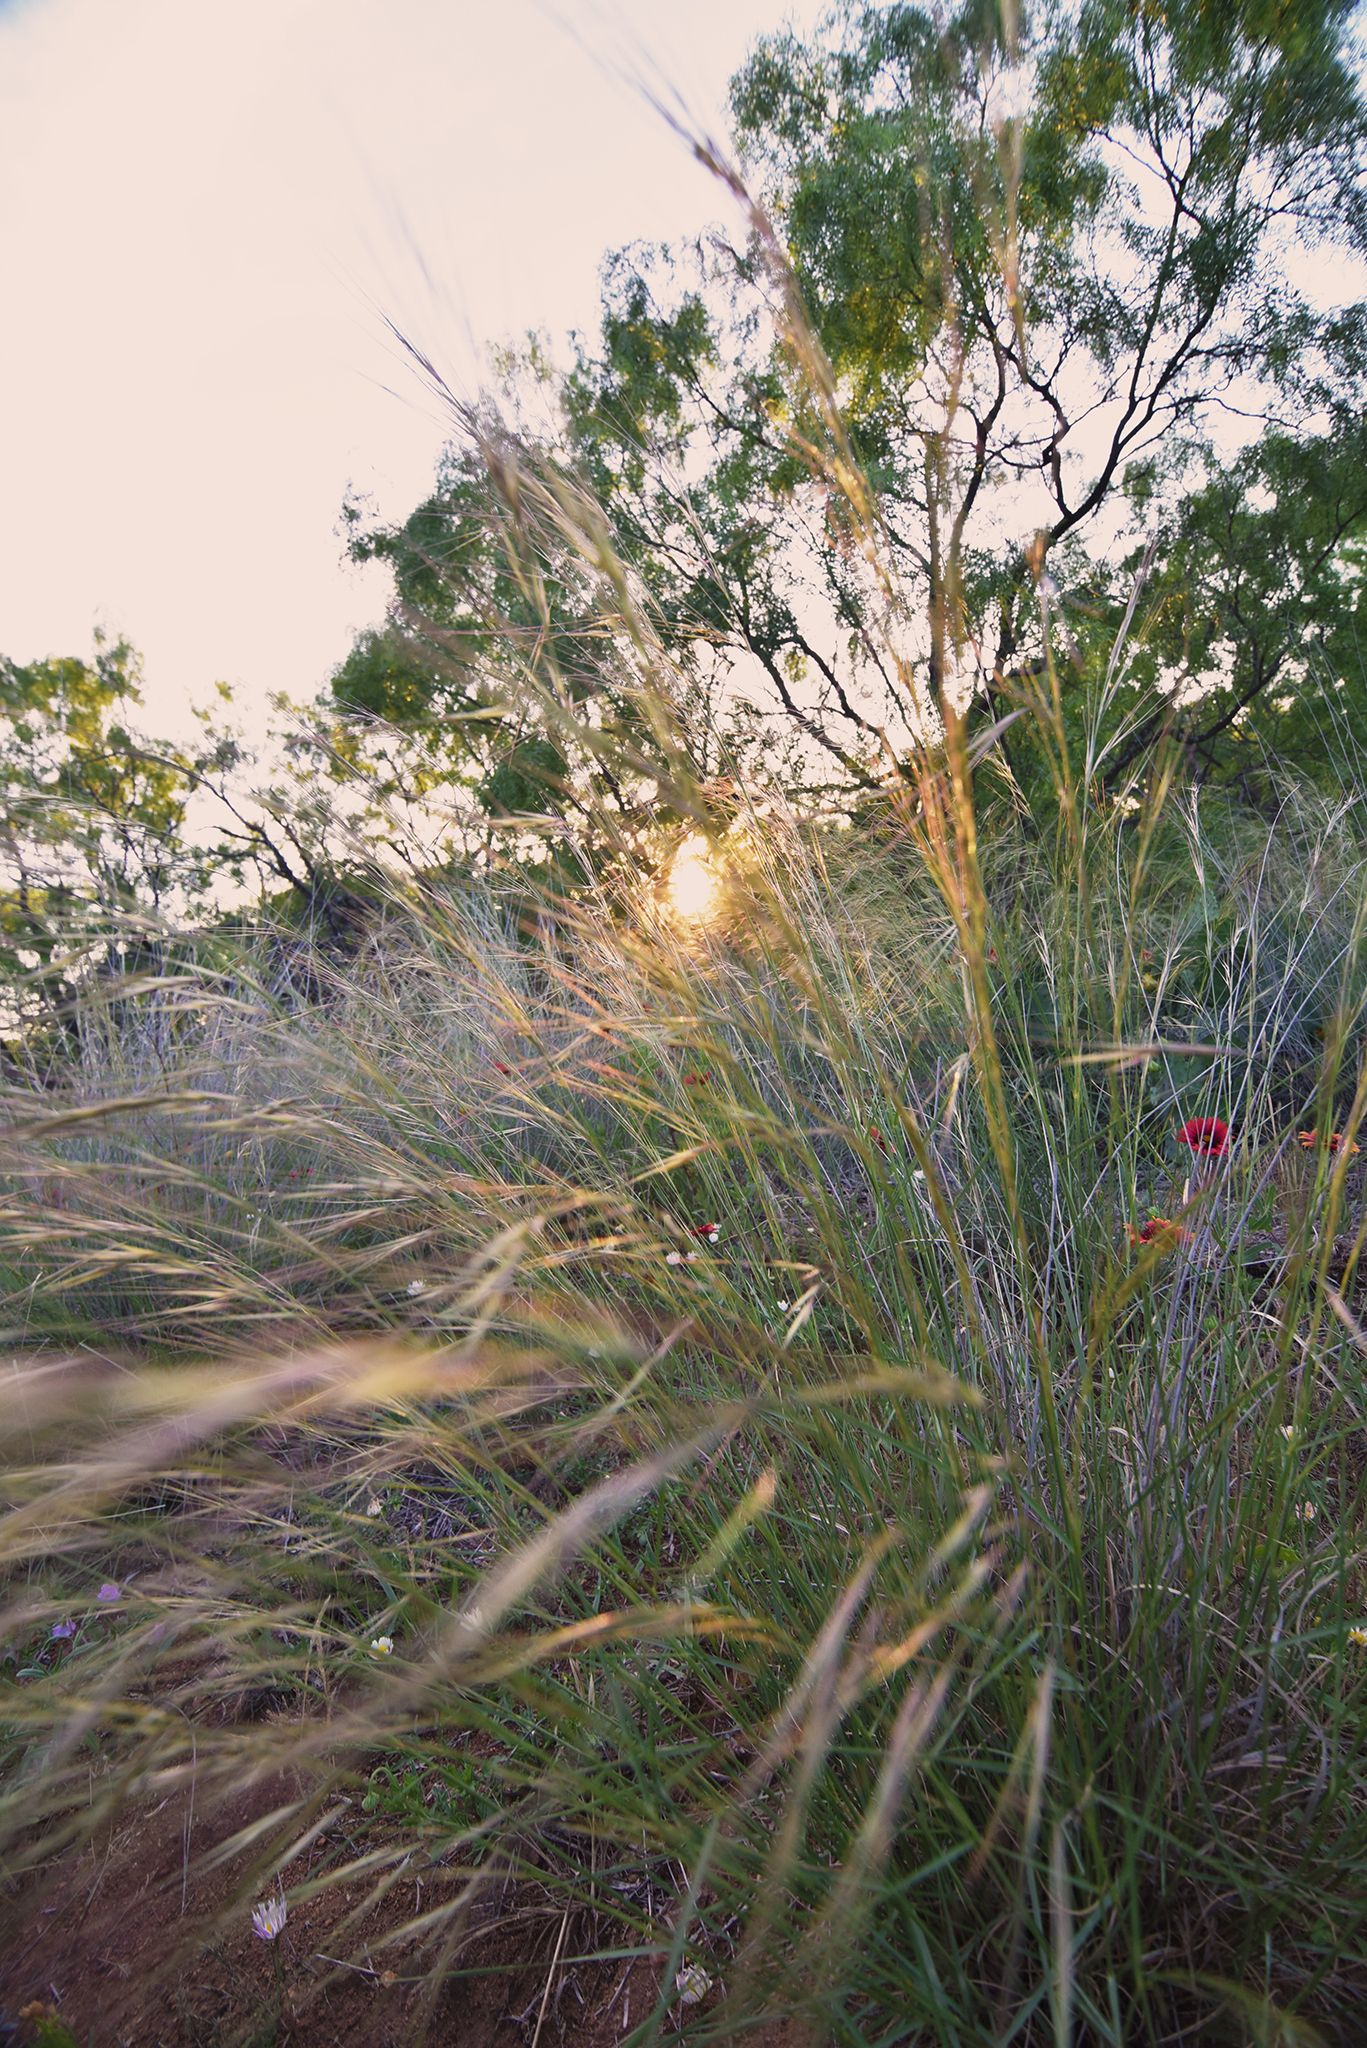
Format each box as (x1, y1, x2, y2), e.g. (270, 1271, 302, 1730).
(4, 272, 1367, 2048)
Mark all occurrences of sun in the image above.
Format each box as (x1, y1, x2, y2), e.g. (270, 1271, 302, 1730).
(665, 834, 722, 922)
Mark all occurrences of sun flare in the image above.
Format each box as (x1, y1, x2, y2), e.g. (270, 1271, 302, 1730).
(665, 834, 722, 922)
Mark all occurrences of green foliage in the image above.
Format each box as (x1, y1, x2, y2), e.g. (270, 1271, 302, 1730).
(342, 0, 1367, 789)
(1131, 408, 1367, 784)
(4, 742, 1367, 2040)
(0, 636, 209, 1017)
(0, 624, 520, 1035)
(25, 2014, 85, 2048)
(6, 39, 1367, 2030)
(338, 436, 702, 826)
(2, 454, 1366, 2048)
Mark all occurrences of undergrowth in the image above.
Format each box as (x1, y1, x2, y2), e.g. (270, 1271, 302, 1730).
(2, 256, 1366, 2048)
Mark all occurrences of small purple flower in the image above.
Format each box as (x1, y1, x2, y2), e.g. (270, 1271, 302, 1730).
(51, 1619, 76, 1640)
(96, 1582, 121, 1604)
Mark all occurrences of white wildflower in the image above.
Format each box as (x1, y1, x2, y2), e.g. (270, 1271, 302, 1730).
(675, 1961, 713, 2006)
(251, 1894, 288, 1941)
(370, 1635, 395, 1655)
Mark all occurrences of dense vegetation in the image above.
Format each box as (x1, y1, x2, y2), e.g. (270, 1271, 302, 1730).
(3, 2, 1366, 2043)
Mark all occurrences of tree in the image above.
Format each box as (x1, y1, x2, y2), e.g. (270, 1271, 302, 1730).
(0, 637, 207, 1016)
(338, 411, 800, 838)
(726, 0, 1367, 724)
(344, 0, 1367, 789)
(1111, 406, 1367, 788)
(0, 636, 471, 1032)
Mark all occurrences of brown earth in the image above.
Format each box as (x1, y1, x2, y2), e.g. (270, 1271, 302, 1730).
(0, 1773, 816, 2048)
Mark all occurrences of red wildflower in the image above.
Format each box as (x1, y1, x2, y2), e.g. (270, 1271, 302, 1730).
(492, 1062, 512, 1076)
(1128, 1216, 1192, 1248)
(689, 1222, 721, 1243)
(868, 1124, 888, 1154)
(1178, 1116, 1228, 1158)
(1298, 1129, 1360, 1156)
(683, 1071, 711, 1085)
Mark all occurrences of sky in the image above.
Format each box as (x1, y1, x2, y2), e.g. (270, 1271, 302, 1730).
(0, 0, 819, 734)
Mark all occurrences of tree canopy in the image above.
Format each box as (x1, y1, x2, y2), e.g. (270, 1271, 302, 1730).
(342, 0, 1367, 793)
(0, 638, 206, 1013)
(6, 0, 1365, 1033)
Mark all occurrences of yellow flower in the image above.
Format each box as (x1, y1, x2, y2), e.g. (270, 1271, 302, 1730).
(1348, 1627, 1367, 1649)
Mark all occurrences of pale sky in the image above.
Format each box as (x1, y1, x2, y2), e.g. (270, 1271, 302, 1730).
(0, 0, 818, 734)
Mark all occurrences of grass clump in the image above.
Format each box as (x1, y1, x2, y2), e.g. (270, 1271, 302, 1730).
(2, 341, 1366, 2048)
(2, 755, 1365, 2045)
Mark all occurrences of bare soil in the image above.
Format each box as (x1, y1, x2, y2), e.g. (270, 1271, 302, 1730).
(0, 1771, 814, 2048)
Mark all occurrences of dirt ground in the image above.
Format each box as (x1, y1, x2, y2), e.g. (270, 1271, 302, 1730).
(0, 1772, 815, 2048)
